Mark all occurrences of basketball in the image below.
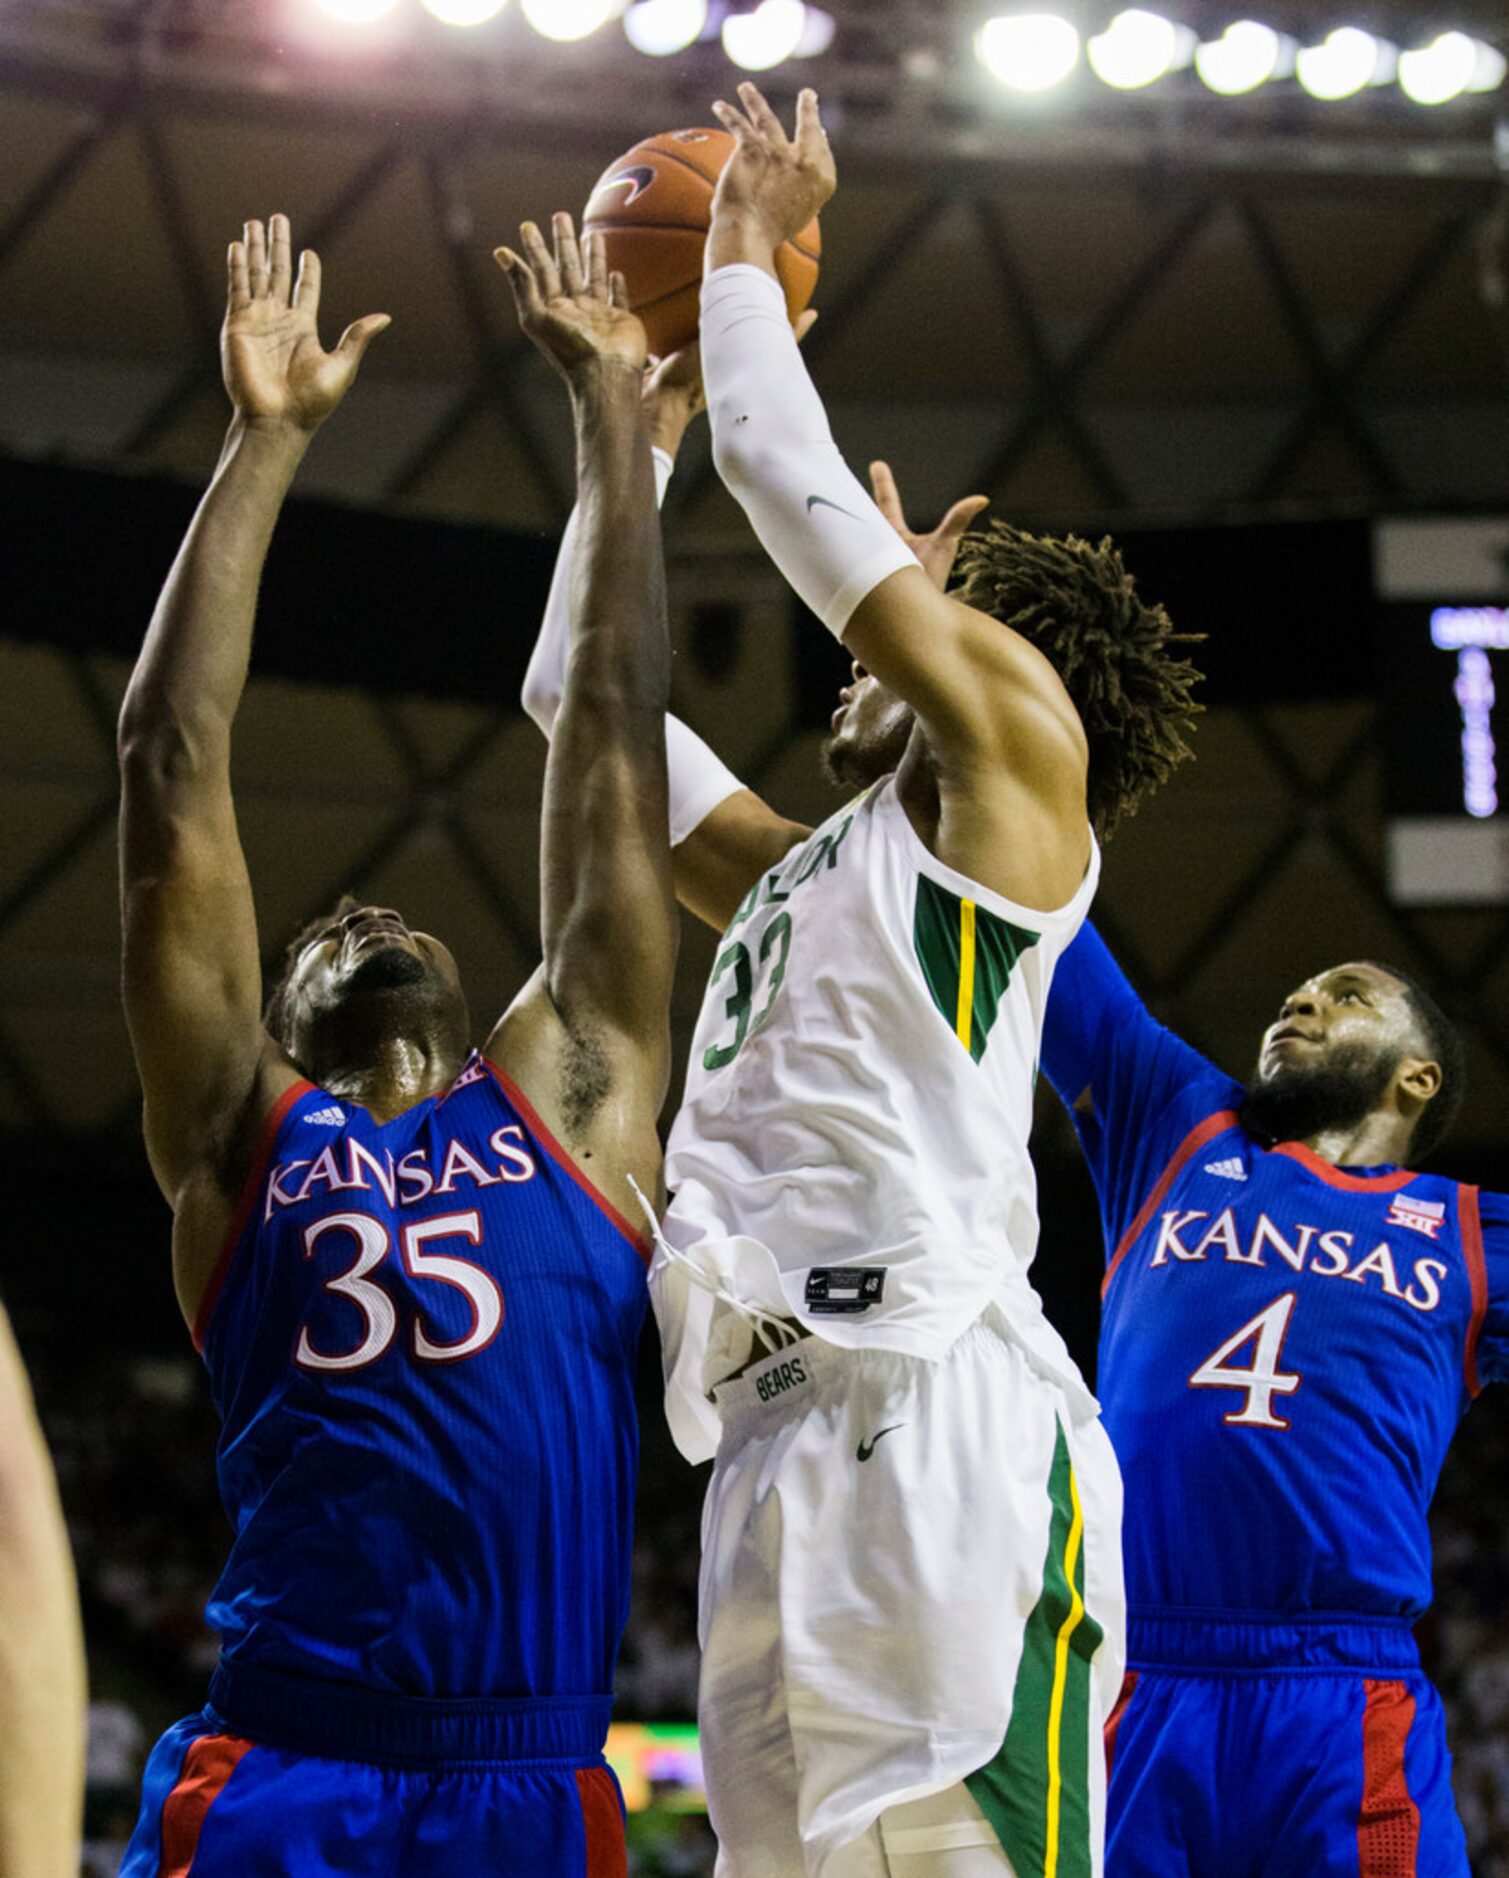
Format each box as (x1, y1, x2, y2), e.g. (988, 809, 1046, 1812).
(581, 127, 821, 359)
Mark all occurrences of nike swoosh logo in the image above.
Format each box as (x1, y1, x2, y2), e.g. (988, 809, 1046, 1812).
(856, 1424, 904, 1463)
(587, 165, 657, 211)
(807, 493, 864, 522)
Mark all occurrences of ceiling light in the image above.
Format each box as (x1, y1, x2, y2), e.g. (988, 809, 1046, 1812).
(723, 0, 807, 71)
(1194, 20, 1292, 96)
(422, 0, 507, 21)
(1295, 27, 1394, 100)
(976, 13, 1081, 93)
(1087, 10, 1194, 90)
(623, 0, 707, 54)
(1399, 33, 1504, 105)
(795, 4, 834, 57)
(312, 0, 401, 21)
(521, 0, 622, 41)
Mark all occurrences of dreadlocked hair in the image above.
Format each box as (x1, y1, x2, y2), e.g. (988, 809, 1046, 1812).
(949, 521, 1204, 840)
(263, 892, 363, 1058)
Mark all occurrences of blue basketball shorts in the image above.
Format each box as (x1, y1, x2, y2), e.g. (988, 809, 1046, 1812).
(1104, 1616, 1469, 1878)
(119, 1665, 626, 1878)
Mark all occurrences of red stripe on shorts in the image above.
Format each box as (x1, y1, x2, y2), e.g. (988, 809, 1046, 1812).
(1104, 1669, 1140, 1782)
(576, 1765, 627, 1878)
(1358, 1679, 1420, 1878)
(157, 1731, 254, 1877)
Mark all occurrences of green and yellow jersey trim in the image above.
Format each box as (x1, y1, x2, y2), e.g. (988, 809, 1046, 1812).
(913, 875, 1039, 1064)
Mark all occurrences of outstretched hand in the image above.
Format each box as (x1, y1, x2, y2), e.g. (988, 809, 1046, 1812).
(496, 214, 647, 380)
(222, 214, 390, 433)
(710, 82, 835, 250)
(870, 462, 988, 593)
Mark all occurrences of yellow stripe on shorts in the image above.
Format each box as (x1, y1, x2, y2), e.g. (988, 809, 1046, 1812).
(1045, 1470, 1087, 1875)
(964, 1421, 1103, 1878)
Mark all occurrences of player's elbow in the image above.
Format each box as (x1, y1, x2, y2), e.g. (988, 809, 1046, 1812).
(118, 693, 231, 794)
(520, 672, 559, 739)
(709, 413, 781, 504)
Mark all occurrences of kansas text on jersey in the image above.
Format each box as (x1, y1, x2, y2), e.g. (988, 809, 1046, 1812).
(1042, 925, 1509, 1620)
(196, 1052, 650, 1706)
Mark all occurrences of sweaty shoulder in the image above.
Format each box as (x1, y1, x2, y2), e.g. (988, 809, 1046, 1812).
(883, 773, 1099, 942)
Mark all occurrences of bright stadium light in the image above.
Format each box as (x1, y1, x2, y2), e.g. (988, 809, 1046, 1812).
(1086, 10, 1194, 90)
(623, 0, 706, 54)
(975, 14, 1081, 93)
(422, 0, 506, 23)
(1295, 27, 1393, 100)
(1194, 20, 1292, 96)
(521, 0, 622, 41)
(1399, 33, 1505, 105)
(313, 0, 401, 20)
(796, 4, 835, 57)
(723, 0, 807, 71)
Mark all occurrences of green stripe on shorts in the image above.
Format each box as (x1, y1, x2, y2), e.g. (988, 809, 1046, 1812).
(965, 1420, 1104, 1878)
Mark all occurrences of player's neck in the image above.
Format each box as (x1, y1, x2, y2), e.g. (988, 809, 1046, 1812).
(316, 1034, 463, 1123)
(1299, 1109, 1414, 1171)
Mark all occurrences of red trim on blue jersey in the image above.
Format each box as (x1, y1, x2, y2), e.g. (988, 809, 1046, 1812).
(576, 1765, 628, 1878)
(1103, 1669, 1139, 1782)
(1269, 1141, 1416, 1192)
(1103, 1109, 1240, 1298)
(481, 1057, 653, 1266)
(1459, 1184, 1487, 1399)
(1357, 1679, 1419, 1877)
(192, 1079, 315, 1353)
(157, 1730, 255, 1876)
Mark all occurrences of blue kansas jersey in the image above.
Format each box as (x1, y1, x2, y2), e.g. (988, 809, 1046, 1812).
(194, 1050, 649, 1703)
(1042, 926, 1509, 1623)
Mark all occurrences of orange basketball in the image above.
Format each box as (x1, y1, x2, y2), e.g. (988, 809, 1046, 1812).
(581, 127, 820, 359)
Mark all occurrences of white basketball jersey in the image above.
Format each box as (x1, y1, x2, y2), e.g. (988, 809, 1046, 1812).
(655, 776, 1101, 1462)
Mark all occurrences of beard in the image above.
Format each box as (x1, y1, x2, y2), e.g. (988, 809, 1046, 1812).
(1242, 1041, 1400, 1147)
(820, 717, 914, 794)
(296, 944, 470, 1084)
(346, 944, 429, 992)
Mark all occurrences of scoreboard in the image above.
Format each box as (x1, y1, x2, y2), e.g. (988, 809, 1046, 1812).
(1376, 519, 1509, 905)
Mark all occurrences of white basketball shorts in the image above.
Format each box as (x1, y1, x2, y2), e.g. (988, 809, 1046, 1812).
(696, 1307, 1126, 1878)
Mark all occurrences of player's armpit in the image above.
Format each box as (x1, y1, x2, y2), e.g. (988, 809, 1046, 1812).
(846, 565, 1086, 770)
(674, 790, 810, 931)
(845, 566, 1092, 905)
(482, 968, 666, 1213)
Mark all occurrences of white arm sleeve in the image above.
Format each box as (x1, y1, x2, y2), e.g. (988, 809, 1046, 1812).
(521, 445, 676, 736)
(701, 263, 921, 639)
(521, 444, 745, 848)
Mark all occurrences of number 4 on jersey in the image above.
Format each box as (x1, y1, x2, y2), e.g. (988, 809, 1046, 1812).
(1189, 1292, 1302, 1429)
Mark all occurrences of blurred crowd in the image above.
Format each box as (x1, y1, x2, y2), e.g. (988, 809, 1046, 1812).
(23, 1347, 1509, 1877)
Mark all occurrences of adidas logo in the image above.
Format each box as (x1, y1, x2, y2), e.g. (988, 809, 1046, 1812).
(1204, 1157, 1247, 1181)
(304, 1105, 346, 1127)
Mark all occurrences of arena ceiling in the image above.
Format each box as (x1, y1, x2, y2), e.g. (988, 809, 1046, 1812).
(4, 0, 1509, 1165)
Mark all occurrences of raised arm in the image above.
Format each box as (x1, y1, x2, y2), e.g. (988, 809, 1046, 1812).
(0, 1305, 84, 1878)
(1043, 921, 1229, 1239)
(521, 343, 811, 932)
(487, 218, 680, 1170)
(118, 215, 387, 1306)
(701, 84, 1091, 908)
